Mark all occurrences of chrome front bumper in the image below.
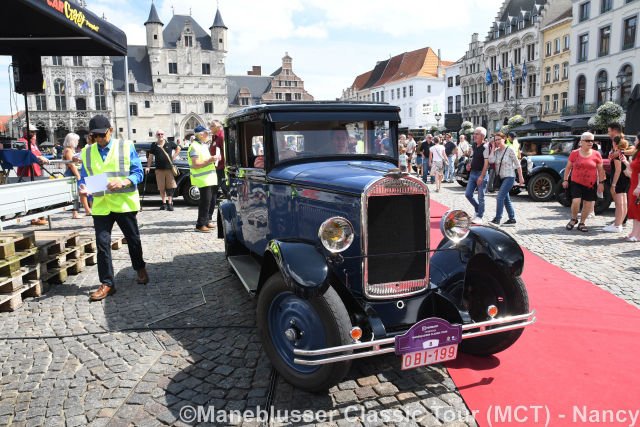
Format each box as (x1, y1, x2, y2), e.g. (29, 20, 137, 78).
(293, 311, 536, 366)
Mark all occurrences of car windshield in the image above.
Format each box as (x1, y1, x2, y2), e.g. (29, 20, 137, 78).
(272, 120, 396, 163)
(548, 140, 575, 155)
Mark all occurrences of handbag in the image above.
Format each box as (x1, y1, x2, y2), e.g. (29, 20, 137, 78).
(156, 143, 180, 177)
(490, 148, 508, 192)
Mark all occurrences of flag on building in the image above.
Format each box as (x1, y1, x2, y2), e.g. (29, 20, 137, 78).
(522, 61, 527, 80)
(511, 63, 516, 83)
(498, 66, 504, 85)
(485, 68, 493, 85)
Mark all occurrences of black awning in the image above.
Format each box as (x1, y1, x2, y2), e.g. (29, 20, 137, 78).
(1, 0, 127, 56)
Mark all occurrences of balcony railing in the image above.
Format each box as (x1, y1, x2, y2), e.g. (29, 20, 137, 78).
(561, 103, 598, 116)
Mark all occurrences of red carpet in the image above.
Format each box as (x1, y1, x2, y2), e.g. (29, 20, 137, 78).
(430, 201, 640, 426)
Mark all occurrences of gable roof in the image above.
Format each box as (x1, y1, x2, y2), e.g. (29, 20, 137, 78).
(163, 15, 213, 51)
(112, 46, 153, 92)
(227, 75, 273, 105)
(351, 70, 373, 91)
(361, 59, 389, 90)
(375, 53, 405, 86)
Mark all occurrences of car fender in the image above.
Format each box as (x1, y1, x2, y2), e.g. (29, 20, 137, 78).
(217, 200, 237, 240)
(528, 165, 561, 181)
(258, 240, 329, 299)
(175, 172, 191, 189)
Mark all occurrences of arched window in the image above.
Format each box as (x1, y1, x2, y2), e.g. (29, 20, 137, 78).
(94, 80, 106, 110)
(619, 64, 633, 106)
(577, 75, 586, 107)
(54, 79, 66, 111)
(596, 70, 608, 106)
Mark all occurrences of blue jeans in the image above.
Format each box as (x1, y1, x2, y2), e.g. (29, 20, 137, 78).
(495, 176, 516, 221)
(465, 170, 488, 218)
(422, 157, 430, 182)
(445, 155, 455, 181)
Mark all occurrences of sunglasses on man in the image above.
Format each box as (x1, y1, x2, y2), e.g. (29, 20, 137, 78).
(91, 132, 107, 138)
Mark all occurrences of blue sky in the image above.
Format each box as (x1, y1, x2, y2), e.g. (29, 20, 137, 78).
(0, 0, 505, 115)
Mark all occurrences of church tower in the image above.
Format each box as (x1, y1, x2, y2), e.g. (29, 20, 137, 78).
(144, 2, 164, 49)
(210, 8, 227, 52)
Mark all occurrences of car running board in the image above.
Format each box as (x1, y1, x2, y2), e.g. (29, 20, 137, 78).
(227, 255, 260, 294)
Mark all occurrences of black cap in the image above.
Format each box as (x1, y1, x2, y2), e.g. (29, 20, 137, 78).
(89, 115, 111, 133)
(508, 131, 516, 138)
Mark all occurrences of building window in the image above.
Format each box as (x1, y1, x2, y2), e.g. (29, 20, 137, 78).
(562, 62, 569, 80)
(599, 26, 611, 56)
(52, 56, 62, 66)
(409, 85, 413, 96)
(75, 97, 86, 111)
(544, 95, 550, 113)
(184, 36, 193, 47)
(578, 34, 589, 62)
(623, 16, 637, 50)
(402, 87, 406, 98)
(202, 63, 211, 75)
(490, 56, 497, 71)
(409, 107, 413, 117)
(241, 97, 249, 105)
(455, 95, 461, 112)
(275, 93, 282, 100)
(72, 56, 83, 66)
(396, 88, 400, 98)
(144, 100, 150, 108)
(285, 93, 292, 101)
(149, 131, 153, 137)
(513, 48, 521, 64)
(94, 80, 106, 111)
(295, 93, 302, 100)
(448, 77, 453, 87)
(129, 103, 138, 116)
(503, 81, 510, 101)
(455, 75, 460, 86)
(579, 2, 590, 22)
(596, 70, 608, 105)
(129, 83, 135, 93)
(54, 79, 66, 111)
(171, 101, 180, 113)
(515, 77, 523, 98)
(391, 90, 394, 100)
(545, 66, 551, 83)
(502, 52, 508, 68)
(552, 94, 559, 112)
(204, 101, 213, 113)
(554, 64, 560, 82)
(492, 83, 499, 102)
(35, 94, 46, 111)
(427, 85, 431, 93)
(448, 96, 453, 113)
(528, 74, 537, 97)
(527, 44, 535, 61)
(619, 64, 633, 104)
(600, 0, 612, 13)
(577, 75, 587, 105)
(154, 34, 158, 40)
(545, 41, 552, 57)
(554, 38, 561, 54)
(168, 63, 178, 74)
(562, 92, 568, 110)
(564, 35, 570, 51)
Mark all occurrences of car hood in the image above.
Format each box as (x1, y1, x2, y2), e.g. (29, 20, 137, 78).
(269, 160, 398, 194)
(529, 154, 567, 164)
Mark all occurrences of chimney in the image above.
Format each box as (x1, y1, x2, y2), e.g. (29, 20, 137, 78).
(437, 49, 442, 77)
(247, 66, 262, 76)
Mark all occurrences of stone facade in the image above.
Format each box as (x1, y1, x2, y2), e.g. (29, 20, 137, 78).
(460, 33, 488, 128)
(540, 7, 572, 121)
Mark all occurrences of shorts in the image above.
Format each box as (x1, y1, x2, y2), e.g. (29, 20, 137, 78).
(614, 178, 630, 194)
(570, 181, 596, 202)
(155, 168, 177, 193)
(431, 160, 444, 175)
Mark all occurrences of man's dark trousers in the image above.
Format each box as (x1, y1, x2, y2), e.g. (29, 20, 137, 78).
(215, 169, 228, 198)
(197, 185, 216, 227)
(94, 212, 145, 288)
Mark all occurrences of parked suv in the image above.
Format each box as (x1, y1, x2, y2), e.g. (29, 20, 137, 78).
(218, 102, 535, 391)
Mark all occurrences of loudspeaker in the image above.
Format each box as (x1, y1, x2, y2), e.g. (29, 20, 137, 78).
(12, 55, 44, 94)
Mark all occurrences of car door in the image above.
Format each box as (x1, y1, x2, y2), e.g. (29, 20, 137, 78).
(229, 119, 269, 255)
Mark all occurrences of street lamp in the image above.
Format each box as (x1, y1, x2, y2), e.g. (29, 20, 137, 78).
(597, 71, 627, 102)
(434, 112, 442, 128)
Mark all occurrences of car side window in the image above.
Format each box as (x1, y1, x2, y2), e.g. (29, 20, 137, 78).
(226, 126, 238, 168)
(239, 120, 263, 169)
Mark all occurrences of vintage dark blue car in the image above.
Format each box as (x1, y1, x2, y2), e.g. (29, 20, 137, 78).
(218, 103, 535, 391)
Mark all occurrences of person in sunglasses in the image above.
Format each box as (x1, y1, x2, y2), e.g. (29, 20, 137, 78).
(79, 115, 148, 301)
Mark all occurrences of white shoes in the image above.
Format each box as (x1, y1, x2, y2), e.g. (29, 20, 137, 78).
(471, 216, 483, 225)
(602, 224, 623, 233)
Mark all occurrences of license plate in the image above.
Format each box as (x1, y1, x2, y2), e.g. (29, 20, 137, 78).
(400, 344, 458, 370)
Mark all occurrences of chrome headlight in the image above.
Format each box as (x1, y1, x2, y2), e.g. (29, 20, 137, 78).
(440, 210, 471, 243)
(526, 157, 533, 174)
(318, 217, 355, 253)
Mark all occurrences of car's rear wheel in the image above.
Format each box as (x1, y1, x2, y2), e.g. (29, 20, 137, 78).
(460, 273, 529, 356)
(182, 184, 200, 206)
(257, 273, 352, 392)
(527, 172, 556, 202)
(555, 181, 571, 207)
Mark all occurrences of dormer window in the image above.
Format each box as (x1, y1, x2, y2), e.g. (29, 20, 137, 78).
(185, 36, 193, 47)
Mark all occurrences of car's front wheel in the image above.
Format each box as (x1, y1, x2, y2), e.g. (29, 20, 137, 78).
(257, 273, 352, 392)
(527, 172, 556, 202)
(182, 184, 200, 206)
(460, 273, 529, 356)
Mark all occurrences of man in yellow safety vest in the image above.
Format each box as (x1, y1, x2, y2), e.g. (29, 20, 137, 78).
(80, 115, 148, 301)
(188, 125, 219, 232)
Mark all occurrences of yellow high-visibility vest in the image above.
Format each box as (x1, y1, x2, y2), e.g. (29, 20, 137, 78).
(188, 142, 217, 188)
(82, 139, 140, 215)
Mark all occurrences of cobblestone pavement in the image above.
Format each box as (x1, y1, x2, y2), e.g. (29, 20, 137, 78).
(0, 185, 637, 427)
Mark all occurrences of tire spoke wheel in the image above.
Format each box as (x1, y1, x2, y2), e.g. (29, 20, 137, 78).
(257, 273, 352, 391)
(527, 173, 555, 202)
(460, 273, 529, 355)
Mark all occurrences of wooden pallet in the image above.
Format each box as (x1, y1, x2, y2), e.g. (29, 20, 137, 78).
(111, 234, 126, 250)
(0, 280, 42, 312)
(0, 264, 41, 294)
(34, 231, 81, 262)
(40, 247, 83, 276)
(44, 260, 77, 284)
(78, 236, 97, 254)
(0, 231, 36, 259)
(82, 252, 97, 266)
(0, 248, 39, 278)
